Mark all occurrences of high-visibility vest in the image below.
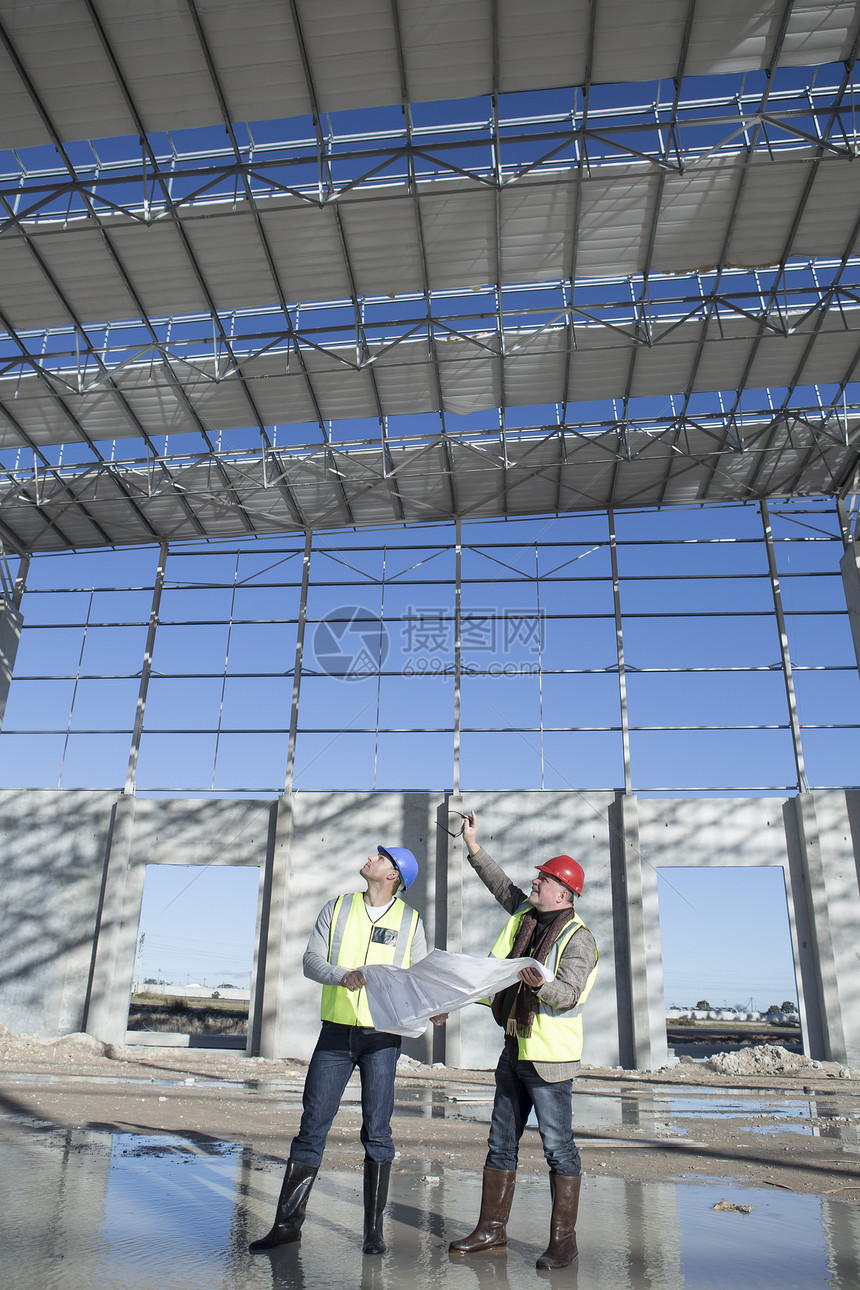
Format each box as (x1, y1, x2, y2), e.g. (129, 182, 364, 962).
(488, 904, 598, 1063)
(320, 891, 420, 1026)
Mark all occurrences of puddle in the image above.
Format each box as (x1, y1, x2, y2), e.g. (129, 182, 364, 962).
(738, 1123, 815, 1135)
(1, 1124, 859, 1289)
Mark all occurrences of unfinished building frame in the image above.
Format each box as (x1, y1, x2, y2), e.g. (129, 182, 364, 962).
(1, 1, 860, 1070)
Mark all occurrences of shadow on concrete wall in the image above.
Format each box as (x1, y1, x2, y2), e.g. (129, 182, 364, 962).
(0, 789, 117, 1036)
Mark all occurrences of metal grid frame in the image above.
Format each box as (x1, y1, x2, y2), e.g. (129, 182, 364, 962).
(1, 497, 857, 795)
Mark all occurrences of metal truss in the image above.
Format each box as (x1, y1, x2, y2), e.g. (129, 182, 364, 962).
(0, 8, 859, 552)
(0, 405, 856, 556)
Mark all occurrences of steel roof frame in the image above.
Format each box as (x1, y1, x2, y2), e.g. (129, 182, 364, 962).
(0, 0, 859, 553)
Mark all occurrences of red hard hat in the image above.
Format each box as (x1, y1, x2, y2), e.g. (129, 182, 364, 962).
(536, 855, 585, 896)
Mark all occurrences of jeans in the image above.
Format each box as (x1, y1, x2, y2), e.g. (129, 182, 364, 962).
(290, 1021, 402, 1167)
(485, 1038, 581, 1176)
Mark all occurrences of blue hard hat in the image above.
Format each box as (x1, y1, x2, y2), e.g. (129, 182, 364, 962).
(378, 845, 418, 890)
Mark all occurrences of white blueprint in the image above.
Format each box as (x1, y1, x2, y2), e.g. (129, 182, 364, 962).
(362, 948, 553, 1037)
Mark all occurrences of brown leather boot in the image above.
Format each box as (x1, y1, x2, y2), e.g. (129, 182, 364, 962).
(449, 1167, 516, 1254)
(536, 1173, 581, 1269)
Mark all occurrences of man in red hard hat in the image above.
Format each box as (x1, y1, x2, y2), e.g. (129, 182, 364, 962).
(449, 811, 598, 1270)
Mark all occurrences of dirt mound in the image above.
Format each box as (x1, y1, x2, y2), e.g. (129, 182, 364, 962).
(0, 1022, 108, 1061)
(705, 1044, 852, 1078)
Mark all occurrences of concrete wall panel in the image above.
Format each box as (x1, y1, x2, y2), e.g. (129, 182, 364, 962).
(1, 786, 858, 1071)
(0, 788, 116, 1036)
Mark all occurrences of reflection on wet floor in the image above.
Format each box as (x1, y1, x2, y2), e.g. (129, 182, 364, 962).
(2, 1120, 860, 1290)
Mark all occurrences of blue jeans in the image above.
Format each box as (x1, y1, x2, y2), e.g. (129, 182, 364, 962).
(290, 1021, 402, 1167)
(486, 1038, 581, 1176)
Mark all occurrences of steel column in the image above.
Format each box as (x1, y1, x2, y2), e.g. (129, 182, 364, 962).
(284, 528, 313, 794)
(124, 541, 167, 795)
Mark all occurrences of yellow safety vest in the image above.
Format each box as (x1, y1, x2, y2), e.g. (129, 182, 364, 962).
(320, 891, 420, 1027)
(488, 904, 598, 1063)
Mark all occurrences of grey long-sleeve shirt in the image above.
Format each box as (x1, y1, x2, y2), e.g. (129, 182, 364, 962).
(303, 893, 428, 987)
(468, 844, 597, 1080)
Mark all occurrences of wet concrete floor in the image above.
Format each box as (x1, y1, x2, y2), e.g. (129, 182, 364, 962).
(2, 1079, 860, 1289)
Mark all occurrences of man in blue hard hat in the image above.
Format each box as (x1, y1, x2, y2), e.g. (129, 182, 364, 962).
(250, 843, 442, 1257)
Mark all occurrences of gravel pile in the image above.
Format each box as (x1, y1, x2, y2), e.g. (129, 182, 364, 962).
(0, 1022, 109, 1062)
(705, 1043, 854, 1078)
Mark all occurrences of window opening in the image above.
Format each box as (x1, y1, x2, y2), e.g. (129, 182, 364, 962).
(658, 866, 801, 1060)
(128, 864, 259, 1048)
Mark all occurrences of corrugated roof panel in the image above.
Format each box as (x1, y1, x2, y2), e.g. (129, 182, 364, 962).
(246, 382, 323, 431)
(0, 413, 858, 554)
(0, 0, 134, 144)
(592, 0, 692, 81)
(437, 347, 500, 415)
(180, 211, 283, 313)
(769, 0, 860, 65)
(0, 390, 82, 448)
(105, 3, 218, 129)
(262, 205, 354, 304)
(728, 154, 821, 268)
(370, 358, 439, 416)
(748, 324, 860, 390)
(497, 0, 592, 91)
(575, 172, 659, 277)
(682, 0, 859, 76)
(305, 367, 380, 423)
(398, 1, 493, 103)
(420, 203, 497, 292)
(29, 227, 139, 326)
(566, 332, 640, 401)
(652, 162, 746, 274)
(0, 39, 47, 149)
(499, 180, 576, 282)
(194, 0, 312, 123)
(58, 386, 142, 443)
(3, 304, 857, 454)
(504, 338, 568, 404)
(692, 335, 760, 394)
(108, 222, 211, 318)
(628, 340, 700, 398)
(0, 239, 73, 330)
(299, 0, 403, 113)
(0, 0, 857, 156)
(337, 196, 425, 298)
(684, 3, 780, 77)
(162, 374, 258, 437)
(793, 163, 860, 256)
(132, 378, 219, 437)
(6, 151, 857, 346)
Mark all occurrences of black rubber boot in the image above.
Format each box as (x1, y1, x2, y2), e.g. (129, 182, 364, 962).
(362, 1158, 391, 1255)
(249, 1159, 319, 1252)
